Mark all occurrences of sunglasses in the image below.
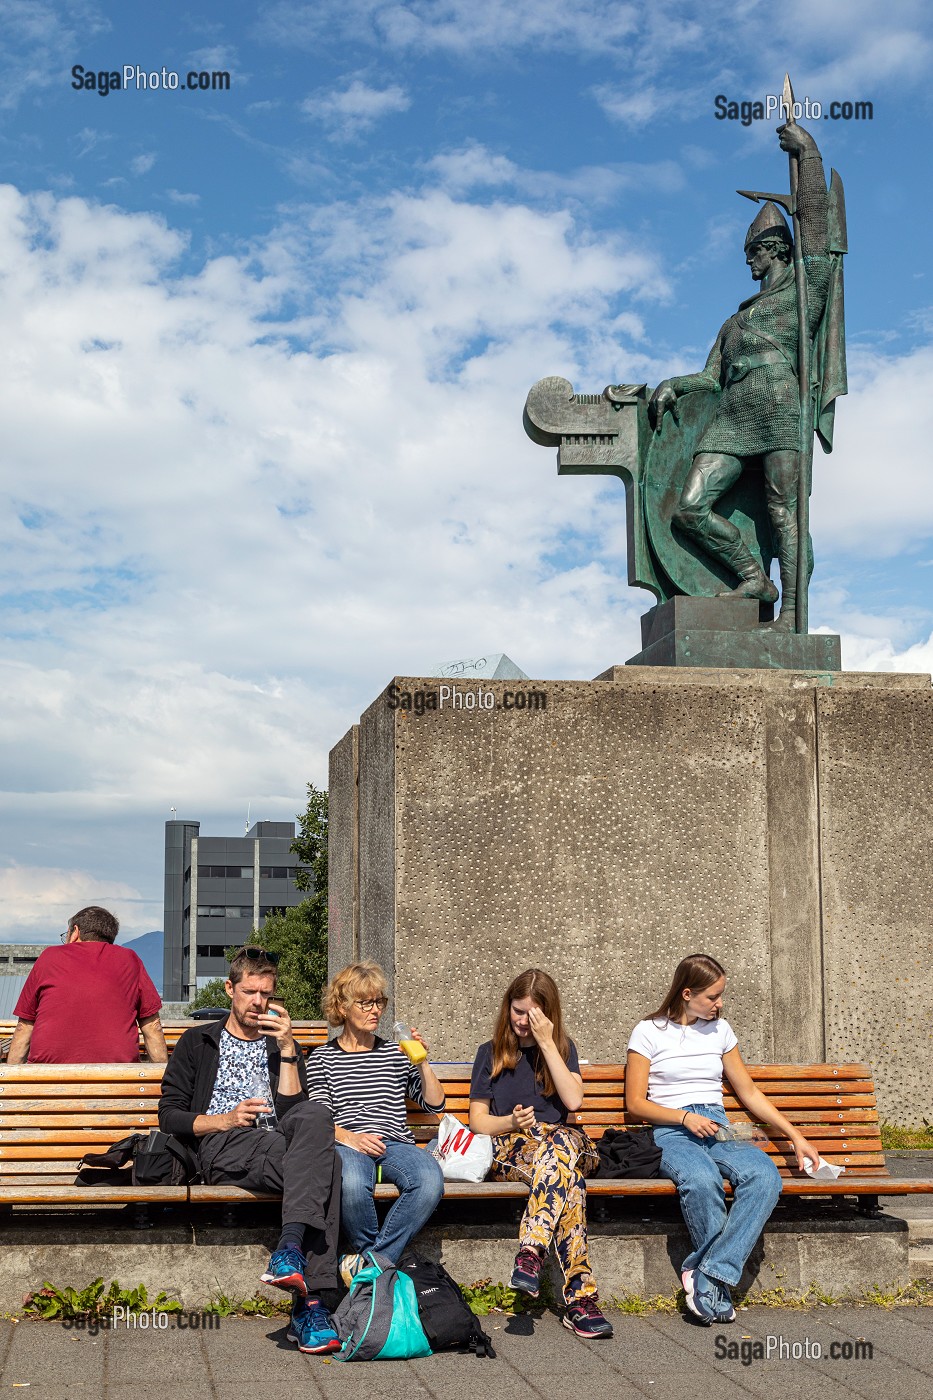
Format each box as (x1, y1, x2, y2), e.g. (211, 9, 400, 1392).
(354, 998, 388, 1011)
(235, 946, 280, 967)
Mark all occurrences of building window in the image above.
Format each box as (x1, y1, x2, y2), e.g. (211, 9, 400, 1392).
(260, 866, 306, 880)
(196, 906, 254, 919)
(197, 865, 254, 879)
(182, 945, 189, 959)
(196, 944, 231, 958)
(184, 867, 190, 883)
(259, 906, 287, 918)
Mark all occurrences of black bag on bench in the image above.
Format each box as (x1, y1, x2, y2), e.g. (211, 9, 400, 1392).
(76, 1130, 201, 1186)
(592, 1127, 663, 1178)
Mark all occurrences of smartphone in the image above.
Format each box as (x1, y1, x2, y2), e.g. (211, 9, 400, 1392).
(266, 997, 286, 1017)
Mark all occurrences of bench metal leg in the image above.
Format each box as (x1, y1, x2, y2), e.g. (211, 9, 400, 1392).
(130, 1204, 154, 1230)
(222, 1206, 238, 1229)
(855, 1195, 881, 1217)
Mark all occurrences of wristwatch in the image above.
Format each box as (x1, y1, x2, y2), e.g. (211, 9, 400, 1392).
(279, 1053, 299, 1063)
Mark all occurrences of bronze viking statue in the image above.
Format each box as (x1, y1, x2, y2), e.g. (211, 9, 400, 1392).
(648, 116, 846, 632)
(524, 77, 847, 655)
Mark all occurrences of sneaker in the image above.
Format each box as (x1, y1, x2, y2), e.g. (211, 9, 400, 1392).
(339, 1252, 366, 1289)
(562, 1298, 614, 1339)
(510, 1247, 544, 1297)
(681, 1267, 718, 1324)
(287, 1297, 341, 1355)
(261, 1246, 308, 1296)
(713, 1279, 736, 1323)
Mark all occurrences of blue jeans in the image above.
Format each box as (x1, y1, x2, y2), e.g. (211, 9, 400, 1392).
(654, 1103, 782, 1287)
(336, 1140, 444, 1263)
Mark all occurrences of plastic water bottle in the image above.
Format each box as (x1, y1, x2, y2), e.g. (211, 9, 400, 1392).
(249, 1068, 277, 1131)
(392, 1021, 427, 1065)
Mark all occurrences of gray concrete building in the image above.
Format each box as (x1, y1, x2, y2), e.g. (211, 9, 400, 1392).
(163, 820, 310, 1001)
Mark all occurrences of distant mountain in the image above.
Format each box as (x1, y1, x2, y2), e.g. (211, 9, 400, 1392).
(121, 930, 164, 994)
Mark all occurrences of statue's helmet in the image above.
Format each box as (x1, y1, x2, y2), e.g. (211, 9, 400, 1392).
(744, 201, 792, 253)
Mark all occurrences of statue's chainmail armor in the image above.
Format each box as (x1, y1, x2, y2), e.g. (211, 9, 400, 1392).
(670, 152, 830, 457)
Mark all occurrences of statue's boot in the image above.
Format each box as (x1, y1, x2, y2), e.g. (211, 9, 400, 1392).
(714, 537, 779, 604)
(768, 527, 808, 631)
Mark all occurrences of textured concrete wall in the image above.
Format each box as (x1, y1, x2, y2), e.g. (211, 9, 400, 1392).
(816, 687, 933, 1123)
(327, 725, 358, 974)
(330, 668, 932, 1120)
(0, 1211, 910, 1307)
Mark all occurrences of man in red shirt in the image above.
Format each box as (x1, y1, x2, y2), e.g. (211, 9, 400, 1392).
(8, 906, 167, 1063)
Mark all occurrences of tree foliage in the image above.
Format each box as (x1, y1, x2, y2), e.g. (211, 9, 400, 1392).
(186, 978, 229, 1013)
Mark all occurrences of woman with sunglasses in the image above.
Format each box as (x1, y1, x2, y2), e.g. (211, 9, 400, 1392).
(307, 961, 445, 1277)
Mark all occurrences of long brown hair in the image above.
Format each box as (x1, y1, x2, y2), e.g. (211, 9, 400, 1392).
(490, 969, 571, 1097)
(649, 953, 726, 1023)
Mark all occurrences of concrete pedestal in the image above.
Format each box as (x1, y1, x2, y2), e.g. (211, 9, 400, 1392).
(626, 596, 842, 670)
(329, 666, 933, 1124)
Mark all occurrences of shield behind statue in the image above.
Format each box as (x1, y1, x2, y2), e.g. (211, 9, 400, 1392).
(644, 389, 774, 598)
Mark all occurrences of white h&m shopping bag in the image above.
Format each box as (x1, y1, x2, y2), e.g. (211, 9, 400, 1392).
(432, 1113, 493, 1183)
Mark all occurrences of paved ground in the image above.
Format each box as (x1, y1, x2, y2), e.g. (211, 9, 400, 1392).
(0, 1305, 930, 1400)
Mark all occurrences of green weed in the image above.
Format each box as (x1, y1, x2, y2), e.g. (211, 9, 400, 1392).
(24, 1279, 181, 1321)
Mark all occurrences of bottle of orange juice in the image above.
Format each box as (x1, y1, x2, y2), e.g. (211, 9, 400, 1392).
(393, 1020, 427, 1065)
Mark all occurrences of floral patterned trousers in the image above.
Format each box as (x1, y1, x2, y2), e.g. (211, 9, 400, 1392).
(492, 1123, 600, 1304)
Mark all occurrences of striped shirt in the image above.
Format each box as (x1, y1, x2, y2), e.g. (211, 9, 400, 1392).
(306, 1036, 444, 1144)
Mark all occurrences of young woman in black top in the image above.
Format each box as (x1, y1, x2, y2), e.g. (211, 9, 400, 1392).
(469, 968, 612, 1339)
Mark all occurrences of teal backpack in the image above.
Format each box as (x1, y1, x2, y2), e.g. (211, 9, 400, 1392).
(333, 1252, 432, 1362)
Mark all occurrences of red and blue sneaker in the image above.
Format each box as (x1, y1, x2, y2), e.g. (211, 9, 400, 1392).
(287, 1296, 341, 1355)
(261, 1247, 308, 1295)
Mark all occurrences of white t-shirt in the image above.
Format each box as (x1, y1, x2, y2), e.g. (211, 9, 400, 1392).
(627, 1016, 738, 1109)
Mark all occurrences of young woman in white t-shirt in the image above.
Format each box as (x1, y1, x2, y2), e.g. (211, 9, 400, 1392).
(626, 953, 820, 1325)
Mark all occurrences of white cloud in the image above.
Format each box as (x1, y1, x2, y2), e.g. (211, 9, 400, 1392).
(0, 178, 666, 938)
(813, 344, 933, 554)
(130, 153, 157, 176)
(837, 628, 933, 675)
(427, 144, 683, 204)
(0, 863, 156, 941)
(592, 84, 684, 129)
(258, 0, 639, 56)
(301, 79, 410, 140)
(0, 162, 931, 940)
(0, 1, 111, 111)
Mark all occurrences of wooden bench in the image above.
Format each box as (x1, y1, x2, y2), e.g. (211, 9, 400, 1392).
(0, 1020, 329, 1061)
(1, 1060, 930, 1215)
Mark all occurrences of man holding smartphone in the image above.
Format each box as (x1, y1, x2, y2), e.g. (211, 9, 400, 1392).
(159, 946, 342, 1354)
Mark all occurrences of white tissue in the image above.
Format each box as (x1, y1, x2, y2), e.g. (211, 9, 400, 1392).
(802, 1156, 845, 1180)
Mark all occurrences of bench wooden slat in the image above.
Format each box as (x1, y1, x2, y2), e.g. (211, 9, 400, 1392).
(0, 1184, 187, 1203)
(0, 1057, 927, 1210)
(0, 1116, 159, 1132)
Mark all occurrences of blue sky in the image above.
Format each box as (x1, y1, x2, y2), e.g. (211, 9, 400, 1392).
(1, 0, 932, 941)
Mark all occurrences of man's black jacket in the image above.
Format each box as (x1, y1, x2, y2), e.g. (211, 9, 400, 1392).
(158, 1014, 309, 1148)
